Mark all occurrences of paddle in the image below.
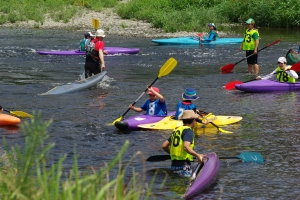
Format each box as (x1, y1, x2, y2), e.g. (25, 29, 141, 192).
(3, 109, 33, 118)
(220, 39, 281, 73)
(198, 111, 233, 134)
(224, 62, 300, 90)
(146, 152, 264, 163)
(111, 58, 178, 125)
(92, 18, 100, 30)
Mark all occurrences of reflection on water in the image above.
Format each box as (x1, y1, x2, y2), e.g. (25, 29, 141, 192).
(1, 27, 300, 199)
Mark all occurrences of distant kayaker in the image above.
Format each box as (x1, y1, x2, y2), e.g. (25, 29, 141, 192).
(128, 86, 167, 116)
(0, 105, 2, 112)
(256, 57, 298, 82)
(84, 29, 108, 78)
(175, 88, 206, 120)
(161, 110, 211, 178)
(198, 23, 219, 42)
(240, 18, 260, 74)
(80, 32, 94, 52)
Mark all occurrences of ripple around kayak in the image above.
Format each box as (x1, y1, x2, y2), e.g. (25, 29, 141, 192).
(235, 79, 300, 92)
(40, 71, 107, 95)
(36, 47, 140, 56)
(151, 37, 243, 45)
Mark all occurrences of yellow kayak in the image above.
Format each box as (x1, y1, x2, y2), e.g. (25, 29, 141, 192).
(137, 113, 242, 130)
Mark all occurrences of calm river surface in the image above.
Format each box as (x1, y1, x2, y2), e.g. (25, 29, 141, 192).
(0, 27, 300, 199)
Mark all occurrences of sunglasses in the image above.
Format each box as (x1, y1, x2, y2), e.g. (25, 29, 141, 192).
(277, 62, 285, 64)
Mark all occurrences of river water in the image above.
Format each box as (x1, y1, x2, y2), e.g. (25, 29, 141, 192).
(0, 27, 300, 199)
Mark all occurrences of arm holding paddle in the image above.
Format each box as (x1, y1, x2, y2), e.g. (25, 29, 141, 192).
(257, 57, 299, 81)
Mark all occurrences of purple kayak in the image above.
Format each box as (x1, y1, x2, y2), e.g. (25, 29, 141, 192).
(37, 47, 140, 56)
(184, 152, 220, 199)
(115, 111, 175, 131)
(235, 79, 300, 93)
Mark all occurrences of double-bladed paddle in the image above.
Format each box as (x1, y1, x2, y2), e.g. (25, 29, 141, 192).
(3, 109, 33, 118)
(224, 61, 300, 90)
(146, 152, 264, 163)
(220, 39, 281, 73)
(111, 58, 178, 125)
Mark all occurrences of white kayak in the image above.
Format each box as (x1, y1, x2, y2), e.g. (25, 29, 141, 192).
(40, 71, 107, 95)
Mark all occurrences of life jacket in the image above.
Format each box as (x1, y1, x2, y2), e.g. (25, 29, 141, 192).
(170, 126, 194, 161)
(86, 39, 101, 61)
(80, 38, 86, 52)
(208, 30, 219, 41)
(276, 65, 296, 83)
(242, 29, 259, 50)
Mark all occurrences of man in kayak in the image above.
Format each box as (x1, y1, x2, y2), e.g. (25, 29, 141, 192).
(239, 18, 260, 74)
(84, 29, 108, 78)
(161, 110, 211, 178)
(199, 23, 219, 42)
(256, 57, 298, 82)
(128, 86, 167, 116)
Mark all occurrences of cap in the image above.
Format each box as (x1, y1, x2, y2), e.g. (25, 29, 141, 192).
(208, 23, 215, 27)
(148, 87, 160, 95)
(179, 110, 200, 120)
(245, 18, 255, 25)
(278, 57, 287, 64)
(95, 29, 105, 37)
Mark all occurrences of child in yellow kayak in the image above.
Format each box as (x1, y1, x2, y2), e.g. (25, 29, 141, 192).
(175, 88, 207, 120)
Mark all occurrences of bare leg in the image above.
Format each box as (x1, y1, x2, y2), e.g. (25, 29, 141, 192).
(254, 64, 259, 74)
(247, 64, 253, 74)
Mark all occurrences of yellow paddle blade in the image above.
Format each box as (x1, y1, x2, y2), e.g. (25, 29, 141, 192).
(92, 18, 100, 29)
(112, 116, 123, 125)
(9, 111, 33, 118)
(217, 127, 233, 134)
(158, 57, 177, 78)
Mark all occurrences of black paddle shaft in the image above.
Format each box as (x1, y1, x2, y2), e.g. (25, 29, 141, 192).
(235, 39, 281, 65)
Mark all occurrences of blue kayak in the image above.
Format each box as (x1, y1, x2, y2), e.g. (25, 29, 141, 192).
(151, 37, 243, 45)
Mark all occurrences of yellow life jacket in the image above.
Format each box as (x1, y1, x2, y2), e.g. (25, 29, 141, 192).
(276, 65, 296, 83)
(170, 126, 194, 161)
(242, 29, 259, 50)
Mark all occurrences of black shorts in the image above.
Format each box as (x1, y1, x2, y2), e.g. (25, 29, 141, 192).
(84, 64, 101, 78)
(246, 50, 258, 64)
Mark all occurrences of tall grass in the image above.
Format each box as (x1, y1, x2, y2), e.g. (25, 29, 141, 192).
(116, 0, 300, 32)
(0, 0, 299, 30)
(0, 0, 119, 25)
(0, 112, 158, 199)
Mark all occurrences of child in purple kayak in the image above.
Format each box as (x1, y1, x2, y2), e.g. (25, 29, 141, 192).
(128, 86, 167, 116)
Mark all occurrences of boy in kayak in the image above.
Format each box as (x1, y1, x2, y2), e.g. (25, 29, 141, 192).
(256, 57, 298, 82)
(240, 18, 260, 74)
(198, 23, 219, 42)
(128, 86, 167, 116)
(175, 88, 208, 120)
(161, 110, 210, 177)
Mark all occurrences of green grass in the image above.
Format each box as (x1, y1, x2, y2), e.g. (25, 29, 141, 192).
(1, 0, 299, 31)
(0, 112, 161, 199)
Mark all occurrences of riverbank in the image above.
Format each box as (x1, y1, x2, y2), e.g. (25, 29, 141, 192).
(0, 8, 236, 38)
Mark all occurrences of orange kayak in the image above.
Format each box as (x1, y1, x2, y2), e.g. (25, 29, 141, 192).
(0, 113, 21, 126)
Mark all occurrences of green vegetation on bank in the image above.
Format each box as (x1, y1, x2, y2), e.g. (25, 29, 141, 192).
(116, 0, 300, 32)
(0, 112, 158, 199)
(0, 0, 119, 25)
(0, 0, 299, 31)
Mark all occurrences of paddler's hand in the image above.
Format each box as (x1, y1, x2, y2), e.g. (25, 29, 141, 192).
(196, 154, 207, 163)
(101, 64, 106, 70)
(103, 50, 108, 55)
